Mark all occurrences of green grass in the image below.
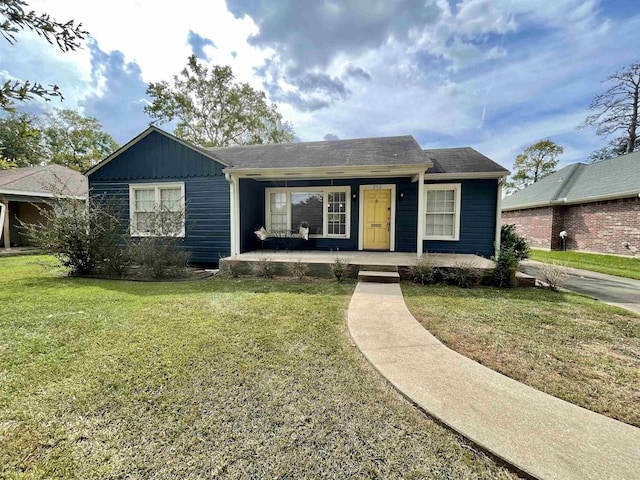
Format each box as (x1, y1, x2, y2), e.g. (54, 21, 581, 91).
(403, 284, 640, 427)
(529, 249, 640, 280)
(0, 256, 514, 479)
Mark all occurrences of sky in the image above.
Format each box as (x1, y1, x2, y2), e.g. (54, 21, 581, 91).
(1, 0, 639, 170)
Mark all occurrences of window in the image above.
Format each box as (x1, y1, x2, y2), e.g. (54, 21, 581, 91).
(265, 186, 350, 238)
(424, 184, 461, 241)
(129, 183, 185, 237)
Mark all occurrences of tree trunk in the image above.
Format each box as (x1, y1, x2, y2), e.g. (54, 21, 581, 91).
(628, 83, 639, 154)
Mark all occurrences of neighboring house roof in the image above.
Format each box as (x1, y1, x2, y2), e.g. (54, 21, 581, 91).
(0, 164, 87, 198)
(85, 126, 508, 178)
(502, 151, 640, 211)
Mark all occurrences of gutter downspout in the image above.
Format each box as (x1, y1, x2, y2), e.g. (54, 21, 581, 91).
(495, 176, 506, 257)
(416, 170, 425, 257)
(224, 173, 239, 256)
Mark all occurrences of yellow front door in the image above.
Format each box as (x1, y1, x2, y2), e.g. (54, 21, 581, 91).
(363, 189, 391, 250)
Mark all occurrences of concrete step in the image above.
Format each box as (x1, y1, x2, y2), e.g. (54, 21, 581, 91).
(358, 264, 398, 272)
(358, 270, 400, 283)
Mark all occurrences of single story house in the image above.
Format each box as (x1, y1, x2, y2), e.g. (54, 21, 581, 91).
(0, 164, 87, 249)
(502, 151, 640, 256)
(85, 127, 509, 263)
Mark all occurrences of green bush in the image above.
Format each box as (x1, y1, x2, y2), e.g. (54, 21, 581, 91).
(492, 247, 519, 287)
(409, 255, 435, 285)
(501, 224, 530, 261)
(330, 256, 350, 282)
(443, 262, 480, 288)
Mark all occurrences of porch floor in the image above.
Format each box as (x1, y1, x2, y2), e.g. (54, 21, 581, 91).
(222, 251, 494, 269)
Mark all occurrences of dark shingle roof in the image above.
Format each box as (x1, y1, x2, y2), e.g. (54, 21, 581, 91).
(206, 136, 429, 168)
(502, 151, 640, 210)
(0, 164, 87, 197)
(424, 147, 509, 174)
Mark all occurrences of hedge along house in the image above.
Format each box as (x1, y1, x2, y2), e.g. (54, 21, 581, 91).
(502, 152, 640, 257)
(86, 126, 508, 264)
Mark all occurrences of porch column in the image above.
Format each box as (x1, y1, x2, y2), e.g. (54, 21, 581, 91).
(1, 196, 10, 250)
(225, 173, 241, 256)
(416, 171, 425, 256)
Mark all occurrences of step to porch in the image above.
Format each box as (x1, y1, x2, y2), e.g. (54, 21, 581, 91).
(358, 270, 400, 283)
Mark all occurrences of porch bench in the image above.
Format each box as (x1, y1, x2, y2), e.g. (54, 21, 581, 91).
(255, 227, 309, 250)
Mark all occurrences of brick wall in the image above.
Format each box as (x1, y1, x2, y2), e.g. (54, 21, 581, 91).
(562, 197, 640, 256)
(502, 206, 555, 249)
(502, 197, 640, 256)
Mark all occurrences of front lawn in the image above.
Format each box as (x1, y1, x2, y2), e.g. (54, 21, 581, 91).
(529, 249, 640, 280)
(0, 256, 513, 479)
(403, 285, 640, 427)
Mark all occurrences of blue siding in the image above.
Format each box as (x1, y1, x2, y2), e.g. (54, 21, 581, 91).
(239, 177, 417, 253)
(240, 177, 498, 257)
(88, 131, 229, 264)
(424, 179, 498, 257)
(90, 130, 224, 181)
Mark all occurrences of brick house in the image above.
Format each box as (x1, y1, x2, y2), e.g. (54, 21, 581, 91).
(502, 151, 640, 257)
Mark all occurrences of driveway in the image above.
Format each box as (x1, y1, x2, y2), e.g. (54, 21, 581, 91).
(522, 260, 640, 315)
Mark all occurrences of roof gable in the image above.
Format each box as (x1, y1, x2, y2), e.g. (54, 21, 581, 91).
(87, 128, 226, 181)
(503, 151, 640, 210)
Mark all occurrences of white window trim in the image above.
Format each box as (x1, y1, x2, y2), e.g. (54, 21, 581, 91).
(358, 184, 396, 251)
(129, 182, 186, 237)
(264, 186, 351, 239)
(423, 183, 461, 241)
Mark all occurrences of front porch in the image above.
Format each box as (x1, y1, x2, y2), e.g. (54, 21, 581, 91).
(220, 250, 495, 279)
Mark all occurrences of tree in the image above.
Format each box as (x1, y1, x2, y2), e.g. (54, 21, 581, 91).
(506, 140, 563, 193)
(145, 55, 294, 147)
(580, 61, 640, 155)
(588, 136, 640, 163)
(0, 111, 42, 168)
(41, 109, 119, 171)
(0, 0, 87, 111)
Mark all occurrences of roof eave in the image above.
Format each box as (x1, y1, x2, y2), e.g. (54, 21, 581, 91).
(425, 171, 509, 180)
(502, 190, 640, 211)
(222, 163, 433, 180)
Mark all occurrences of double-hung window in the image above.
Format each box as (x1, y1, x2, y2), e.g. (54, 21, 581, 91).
(129, 183, 185, 237)
(265, 186, 350, 238)
(424, 183, 461, 241)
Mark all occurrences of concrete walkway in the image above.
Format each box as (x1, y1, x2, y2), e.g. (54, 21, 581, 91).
(348, 282, 640, 480)
(522, 260, 640, 315)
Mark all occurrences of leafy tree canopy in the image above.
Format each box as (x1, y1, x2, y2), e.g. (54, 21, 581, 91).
(581, 61, 640, 157)
(506, 140, 563, 194)
(41, 109, 119, 171)
(0, 111, 42, 167)
(145, 55, 294, 147)
(0, 0, 87, 111)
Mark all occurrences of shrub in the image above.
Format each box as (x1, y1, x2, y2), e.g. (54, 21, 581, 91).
(492, 247, 519, 288)
(129, 237, 189, 279)
(409, 255, 435, 285)
(288, 259, 309, 280)
(443, 262, 480, 288)
(330, 256, 350, 282)
(253, 257, 277, 278)
(539, 263, 568, 290)
(21, 196, 127, 276)
(501, 224, 530, 261)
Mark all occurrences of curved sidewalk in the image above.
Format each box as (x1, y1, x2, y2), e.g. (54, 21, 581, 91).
(348, 282, 640, 480)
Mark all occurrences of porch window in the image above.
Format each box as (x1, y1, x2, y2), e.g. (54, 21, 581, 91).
(424, 183, 461, 241)
(265, 186, 350, 238)
(129, 182, 185, 237)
